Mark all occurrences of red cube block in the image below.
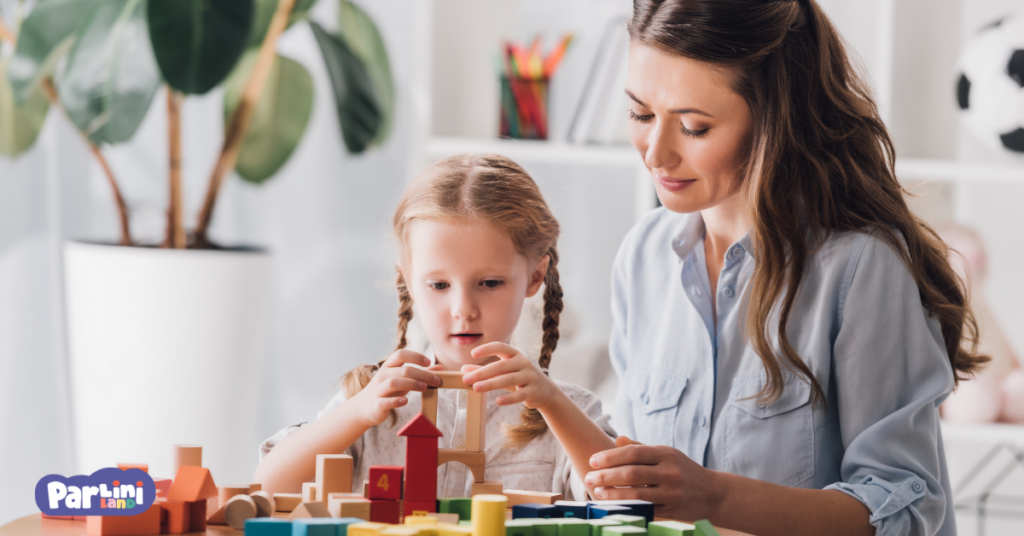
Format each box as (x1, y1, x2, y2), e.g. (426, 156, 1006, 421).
(368, 466, 404, 500)
(369, 499, 400, 524)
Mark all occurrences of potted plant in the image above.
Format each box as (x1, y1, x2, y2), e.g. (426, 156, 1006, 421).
(0, 0, 393, 483)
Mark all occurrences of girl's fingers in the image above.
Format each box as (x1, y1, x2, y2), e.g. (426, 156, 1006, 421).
(380, 377, 427, 394)
(377, 362, 440, 386)
(496, 387, 531, 406)
(460, 364, 483, 374)
(470, 341, 519, 360)
(473, 371, 529, 394)
(426, 364, 446, 371)
(378, 396, 409, 412)
(383, 349, 432, 368)
(464, 358, 523, 385)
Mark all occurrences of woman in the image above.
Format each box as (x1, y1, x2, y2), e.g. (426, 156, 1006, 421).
(583, 1, 987, 535)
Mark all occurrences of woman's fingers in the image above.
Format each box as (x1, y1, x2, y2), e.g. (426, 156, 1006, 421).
(592, 484, 660, 504)
(585, 463, 660, 489)
(615, 435, 643, 448)
(590, 444, 664, 469)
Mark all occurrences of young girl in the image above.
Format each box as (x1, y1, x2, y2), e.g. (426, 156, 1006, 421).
(254, 154, 617, 500)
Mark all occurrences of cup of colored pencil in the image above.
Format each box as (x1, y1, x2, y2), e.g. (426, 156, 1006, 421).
(497, 35, 573, 141)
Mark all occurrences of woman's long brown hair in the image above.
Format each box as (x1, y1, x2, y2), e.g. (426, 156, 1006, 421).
(629, 0, 988, 405)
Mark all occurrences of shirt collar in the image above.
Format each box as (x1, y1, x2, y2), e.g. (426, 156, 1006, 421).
(671, 212, 754, 261)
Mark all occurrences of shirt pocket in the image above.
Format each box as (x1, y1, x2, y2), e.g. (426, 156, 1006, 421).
(723, 374, 815, 487)
(485, 460, 555, 492)
(626, 367, 687, 447)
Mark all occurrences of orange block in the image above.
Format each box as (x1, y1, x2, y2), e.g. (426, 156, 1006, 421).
(159, 500, 190, 534)
(85, 504, 161, 536)
(152, 478, 172, 497)
(116, 463, 149, 473)
(187, 499, 208, 532)
(167, 467, 217, 503)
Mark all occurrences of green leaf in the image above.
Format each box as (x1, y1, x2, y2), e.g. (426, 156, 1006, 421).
(56, 0, 161, 145)
(310, 21, 382, 155)
(147, 0, 254, 95)
(337, 0, 393, 146)
(0, 58, 51, 157)
(8, 0, 100, 103)
(223, 50, 313, 183)
(248, 0, 318, 48)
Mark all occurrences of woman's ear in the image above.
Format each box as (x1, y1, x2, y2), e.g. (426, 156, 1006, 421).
(525, 255, 550, 298)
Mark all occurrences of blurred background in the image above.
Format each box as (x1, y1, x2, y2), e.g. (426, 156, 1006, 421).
(2, 0, 1024, 533)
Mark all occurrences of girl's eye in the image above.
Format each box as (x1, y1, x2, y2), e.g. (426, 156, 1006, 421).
(681, 124, 709, 139)
(481, 280, 504, 289)
(628, 109, 654, 123)
(429, 282, 449, 291)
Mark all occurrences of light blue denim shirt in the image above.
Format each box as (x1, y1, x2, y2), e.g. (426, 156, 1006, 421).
(610, 208, 956, 536)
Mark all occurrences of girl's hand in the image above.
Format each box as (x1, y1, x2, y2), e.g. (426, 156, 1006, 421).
(353, 349, 440, 427)
(462, 342, 560, 410)
(585, 437, 725, 521)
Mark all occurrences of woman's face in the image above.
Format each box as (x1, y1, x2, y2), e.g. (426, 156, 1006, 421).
(626, 43, 754, 214)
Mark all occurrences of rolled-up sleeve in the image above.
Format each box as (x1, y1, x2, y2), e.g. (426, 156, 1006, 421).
(826, 236, 956, 536)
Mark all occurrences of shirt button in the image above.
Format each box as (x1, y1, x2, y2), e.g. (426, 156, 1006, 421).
(912, 481, 924, 493)
(700, 416, 707, 427)
(693, 287, 703, 297)
(757, 401, 766, 409)
(723, 286, 734, 298)
(455, 438, 465, 448)
(730, 246, 743, 258)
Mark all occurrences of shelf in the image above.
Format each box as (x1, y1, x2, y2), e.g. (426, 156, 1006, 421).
(424, 137, 641, 167)
(897, 158, 1024, 183)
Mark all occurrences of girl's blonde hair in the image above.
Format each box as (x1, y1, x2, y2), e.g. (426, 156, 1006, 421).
(340, 153, 563, 447)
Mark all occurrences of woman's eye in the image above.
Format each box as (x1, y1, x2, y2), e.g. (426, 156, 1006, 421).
(681, 124, 709, 138)
(481, 280, 504, 289)
(628, 109, 654, 123)
(429, 282, 449, 291)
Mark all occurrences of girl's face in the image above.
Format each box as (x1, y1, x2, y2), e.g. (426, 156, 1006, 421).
(626, 43, 754, 214)
(402, 220, 547, 371)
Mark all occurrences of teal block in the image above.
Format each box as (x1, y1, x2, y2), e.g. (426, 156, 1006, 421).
(647, 521, 695, 536)
(602, 527, 646, 536)
(292, 519, 343, 536)
(246, 518, 292, 536)
(439, 498, 473, 521)
(506, 519, 536, 536)
(604, 515, 646, 528)
(587, 519, 623, 536)
(334, 518, 369, 536)
(692, 521, 720, 536)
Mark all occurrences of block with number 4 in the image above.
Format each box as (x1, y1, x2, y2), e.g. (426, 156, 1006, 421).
(368, 466, 404, 500)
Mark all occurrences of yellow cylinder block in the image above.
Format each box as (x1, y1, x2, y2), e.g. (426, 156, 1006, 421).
(471, 495, 507, 536)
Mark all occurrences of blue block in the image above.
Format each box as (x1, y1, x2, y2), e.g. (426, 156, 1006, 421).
(554, 500, 589, 519)
(588, 501, 655, 523)
(513, 503, 560, 519)
(587, 505, 632, 520)
(333, 518, 368, 536)
(292, 518, 364, 536)
(246, 518, 292, 536)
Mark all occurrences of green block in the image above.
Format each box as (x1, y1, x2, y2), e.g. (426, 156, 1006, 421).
(458, 521, 472, 527)
(506, 519, 536, 536)
(604, 515, 646, 529)
(536, 519, 589, 536)
(587, 519, 623, 536)
(602, 527, 647, 536)
(439, 498, 473, 521)
(692, 521, 720, 536)
(647, 521, 695, 536)
(529, 521, 559, 536)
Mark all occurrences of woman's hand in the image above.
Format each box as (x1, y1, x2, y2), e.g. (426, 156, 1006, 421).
(585, 436, 725, 521)
(461, 342, 560, 409)
(352, 349, 440, 427)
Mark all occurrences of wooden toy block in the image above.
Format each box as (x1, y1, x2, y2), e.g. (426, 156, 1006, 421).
(646, 521, 695, 536)
(404, 514, 437, 526)
(422, 388, 439, 426)
(380, 527, 422, 536)
(504, 519, 535, 536)
(458, 520, 472, 527)
(368, 466, 404, 500)
(503, 491, 563, 507)
(471, 495, 507, 536)
(602, 526, 647, 536)
(471, 481, 503, 496)
(431, 513, 460, 525)
(587, 505, 631, 520)
(364, 481, 370, 497)
(160, 500, 190, 534)
(348, 521, 391, 536)
(249, 483, 263, 493)
(116, 463, 148, 473)
(328, 496, 371, 520)
(244, 518, 293, 536)
(335, 518, 373, 536)
(152, 478, 172, 497)
(224, 494, 257, 529)
(437, 449, 485, 483)
(586, 519, 623, 536)
(85, 503, 161, 536)
(293, 518, 346, 536)
(512, 504, 559, 519)
(605, 515, 646, 528)
(251, 490, 276, 517)
(434, 371, 470, 389)
(172, 445, 202, 477)
(465, 391, 485, 452)
(403, 500, 437, 515)
(187, 499, 208, 531)
(438, 498, 472, 521)
(167, 466, 217, 503)
(588, 501, 655, 523)
(289, 501, 332, 519)
(553, 501, 588, 519)
(317, 454, 354, 502)
(218, 486, 250, 507)
(397, 414, 442, 502)
(435, 522, 473, 536)
(692, 520, 720, 536)
(274, 493, 303, 512)
(303, 482, 319, 503)
(370, 500, 400, 524)
(207, 501, 229, 525)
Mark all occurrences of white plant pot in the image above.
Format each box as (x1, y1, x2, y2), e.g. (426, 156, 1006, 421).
(64, 242, 272, 483)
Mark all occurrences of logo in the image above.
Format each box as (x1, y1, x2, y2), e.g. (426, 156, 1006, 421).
(36, 468, 156, 517)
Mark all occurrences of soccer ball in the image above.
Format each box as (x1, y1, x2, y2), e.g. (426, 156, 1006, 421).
(956, 17, 1024, 154)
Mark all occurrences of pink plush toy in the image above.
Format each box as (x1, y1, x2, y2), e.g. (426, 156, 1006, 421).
(939, 224, 1024, 423)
